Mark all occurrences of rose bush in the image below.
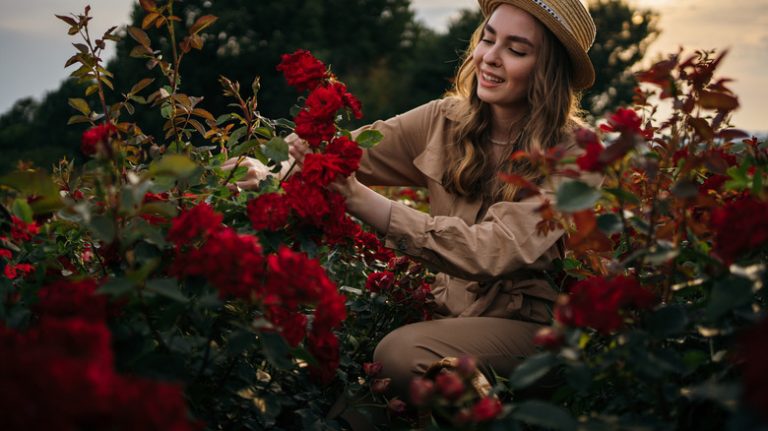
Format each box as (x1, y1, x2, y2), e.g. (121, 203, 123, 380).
(0, 3, 766, 430)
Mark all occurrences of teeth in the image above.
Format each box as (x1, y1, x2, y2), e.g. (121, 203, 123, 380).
(482, 73, 503, 83)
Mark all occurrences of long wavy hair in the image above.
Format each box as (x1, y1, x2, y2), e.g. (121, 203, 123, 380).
(443, 14, 583, 202)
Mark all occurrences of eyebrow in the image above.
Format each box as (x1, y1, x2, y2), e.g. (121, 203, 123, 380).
(484, 24, 535, 47)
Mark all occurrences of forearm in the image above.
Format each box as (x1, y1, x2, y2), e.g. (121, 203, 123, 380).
(344, 180, 393, 234)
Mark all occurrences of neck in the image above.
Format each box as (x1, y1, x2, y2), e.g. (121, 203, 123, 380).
(489, 103, 527, 141)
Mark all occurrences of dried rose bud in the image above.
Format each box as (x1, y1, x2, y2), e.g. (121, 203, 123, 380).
(409, 377, 435, 406)
(371, 378, 391, 394)
(388, 398, 407, 415)
(532, 327, 565, 350)
(363, 361, 383, 377)
(456, 355, 477, 378)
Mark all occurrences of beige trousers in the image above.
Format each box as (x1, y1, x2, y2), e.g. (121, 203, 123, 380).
(373, 316, 543, 400)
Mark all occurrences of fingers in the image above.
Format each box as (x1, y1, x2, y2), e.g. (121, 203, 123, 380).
(286, 133, 309, 164)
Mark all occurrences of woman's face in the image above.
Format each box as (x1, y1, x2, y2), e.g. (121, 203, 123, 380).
(472, 4, 543, 113)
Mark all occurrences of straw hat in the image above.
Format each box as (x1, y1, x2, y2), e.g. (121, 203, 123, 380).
(478, 0, 596, 89)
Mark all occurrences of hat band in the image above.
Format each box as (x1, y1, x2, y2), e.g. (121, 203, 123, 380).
(530, 0, 567, 29)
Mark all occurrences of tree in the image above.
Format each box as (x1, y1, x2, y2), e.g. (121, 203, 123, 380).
(584, 0, 659, 118)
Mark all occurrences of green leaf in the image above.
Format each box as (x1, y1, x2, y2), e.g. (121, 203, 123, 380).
(97, 278, 134, 297)
(0, 170, 64, 214)
(705, 275, 753, 320)
(565, 363, 592, 393)
(231, 139, 261, 158)
(596, 213, 622, 235)
(226, 126, 248, 148)
(646, 305, 688, 337)
(555, 181, 601, 212)
(263, 137, 289, 163)
(68, 98, 91, 115)
(355, 130, 383, 149)
(513, 400, 577, 431)
(226, 330, 257, 355)
(605, 187, 641, 205)
(252, 126, 273, 139)
(509, 352, 558, 389)
(148, 155, 198, 179)
(90, 215, 116, 243)
(11, 199, 33, 223)
(260, 331, 293, 370)
(146, 278, 188, 303)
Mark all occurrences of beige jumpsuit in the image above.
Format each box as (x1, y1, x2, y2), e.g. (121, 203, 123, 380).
(354, 97, 573, 399)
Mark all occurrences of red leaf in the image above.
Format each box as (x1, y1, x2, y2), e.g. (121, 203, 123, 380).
(698, 91, 739, 111)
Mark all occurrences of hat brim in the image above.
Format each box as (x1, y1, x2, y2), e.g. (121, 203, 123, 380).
(478, 0, 595, 90)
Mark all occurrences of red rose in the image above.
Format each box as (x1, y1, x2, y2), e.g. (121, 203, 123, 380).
(365, 271, 395, 293)
(266, 306, 308, 347)
(710, 195, 768, 264)
(10, 216, 40, 241)
(302, 153, 347, 186)
(326, 135, 362, 175)
(471, 397, 502, 422)
(555, 275, 656, 334)
(36, 279, 107, 323)
(532, 326, 565, 350)
(276, 49, 328, 92)
(737, 318, 768, 419)
(599, 107, 643, 135)
(0, 249, 12, 259)
(247, 192, 290, 231)
(293, 109, 337, 147)
(435, 371, 465, 401)
(306, 330, 340, 384)
(576, 141, 606, 172)
(304, 84, 344, 121)
(167, 202, 223, 246)
(81, 122, 116, 156)
(409, 377, 435, 406)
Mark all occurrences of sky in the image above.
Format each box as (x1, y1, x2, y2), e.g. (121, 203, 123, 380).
(1, 0, 766, 133)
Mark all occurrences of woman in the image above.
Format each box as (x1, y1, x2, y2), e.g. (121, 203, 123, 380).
(230, 0, 596, 411)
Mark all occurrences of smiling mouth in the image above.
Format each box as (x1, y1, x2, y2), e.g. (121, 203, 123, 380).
(481, 72, 504, 84)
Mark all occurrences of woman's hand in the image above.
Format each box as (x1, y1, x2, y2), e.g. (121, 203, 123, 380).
(220, 134, 311, 191)
(286, 133, 310, 168)
(220, 156, 272, 191)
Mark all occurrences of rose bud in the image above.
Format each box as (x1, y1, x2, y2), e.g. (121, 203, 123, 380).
(471, 397, 502, 422)
(453, 408, 473, 426)
(388, 398, 407, 415)
(409, 377, 435, 406)
(363, 361, 383, 377)
(532, 326, 565, 350)
(435, 371, 465, 401)
(386, 256, 410, 272)
(456, 355, 477, 378)
(371, 378, 391, 394)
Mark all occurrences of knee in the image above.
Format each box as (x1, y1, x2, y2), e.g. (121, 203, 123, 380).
(373, 325, 436, 399)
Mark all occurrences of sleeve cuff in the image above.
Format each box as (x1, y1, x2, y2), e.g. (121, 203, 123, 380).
(383, 200, 429, 257)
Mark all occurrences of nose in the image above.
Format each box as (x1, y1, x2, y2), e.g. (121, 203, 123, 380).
(482, 44, 501, 67)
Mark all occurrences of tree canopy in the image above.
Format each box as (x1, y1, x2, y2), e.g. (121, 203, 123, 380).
(0, 0, 658, 173)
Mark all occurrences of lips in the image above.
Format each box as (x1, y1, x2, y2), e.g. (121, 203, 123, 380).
(479, 70, 505, 86)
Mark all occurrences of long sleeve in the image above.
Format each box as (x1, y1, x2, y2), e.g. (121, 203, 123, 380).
(382, 193, 563, 283)
(354, 100, 446, 187)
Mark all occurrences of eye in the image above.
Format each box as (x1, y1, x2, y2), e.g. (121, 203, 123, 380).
(481, 38, 494, 45)
(509, 48, 526, 56)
